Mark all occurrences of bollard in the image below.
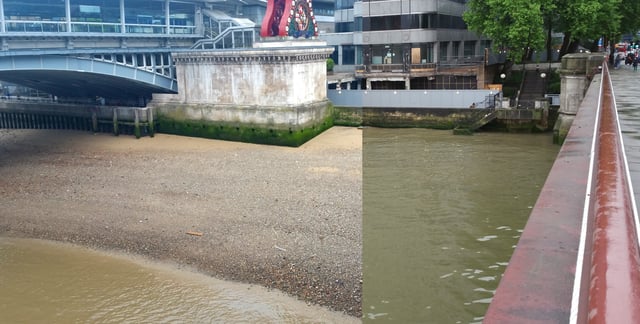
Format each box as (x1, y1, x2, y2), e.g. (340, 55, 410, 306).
(134, 109, 141, 139)
(147, 107, 155, 137)
(92, 110, 98, 132)
(113, 108, 119, 136)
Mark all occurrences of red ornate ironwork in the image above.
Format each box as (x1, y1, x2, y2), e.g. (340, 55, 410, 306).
(260, 0, 318, 39)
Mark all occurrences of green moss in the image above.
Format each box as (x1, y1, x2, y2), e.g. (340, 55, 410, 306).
(554, 129, 567, 145)
(155, 116, 334, 147)
(453, 127, 474, 135)
(333, 106, 362, 126)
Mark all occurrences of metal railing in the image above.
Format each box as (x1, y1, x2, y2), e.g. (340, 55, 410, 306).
(355, 56, 486, 75)
(191, 26, 259, 50)
(579, 62, 640, 324)
(484, 62, 640, 323)
(328, 89, 498, 109)
(3, 20, 197, 35)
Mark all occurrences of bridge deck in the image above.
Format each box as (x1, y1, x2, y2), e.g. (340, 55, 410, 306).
(484, 63, 640, 323)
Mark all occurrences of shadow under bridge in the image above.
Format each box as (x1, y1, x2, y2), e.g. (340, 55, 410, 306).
(0, 52, 178, 104)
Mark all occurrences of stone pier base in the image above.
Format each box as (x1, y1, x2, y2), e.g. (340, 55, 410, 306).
(553, 53, 605, 144)
(154, 101, 333, 147)
(151, 41, 334, 146)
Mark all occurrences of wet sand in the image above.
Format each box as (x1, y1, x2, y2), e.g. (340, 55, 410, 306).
(0, 126, 362, 319)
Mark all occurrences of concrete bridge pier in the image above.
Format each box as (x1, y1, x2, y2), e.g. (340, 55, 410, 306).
(150, 40, 334, 147)
(554, 53, 605, 144)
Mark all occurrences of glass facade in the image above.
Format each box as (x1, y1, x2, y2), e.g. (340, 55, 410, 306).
(344, 0, 483, 69)
(4, 0, 67, 32)
(335, 0, 355, 10)
(2, 0, 196, 34)
(360, 14, 466, 32)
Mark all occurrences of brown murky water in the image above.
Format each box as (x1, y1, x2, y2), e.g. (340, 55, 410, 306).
(362, 128, 559, 323)
(0, 237, 359, 323)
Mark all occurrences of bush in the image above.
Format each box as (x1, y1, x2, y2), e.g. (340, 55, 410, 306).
(547, 71, 560, 93)
(326, 58, 335, 72)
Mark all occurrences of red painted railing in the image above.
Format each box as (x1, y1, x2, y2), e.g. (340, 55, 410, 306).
(585, 62, 640, 324)
(484, 62, 640, 323)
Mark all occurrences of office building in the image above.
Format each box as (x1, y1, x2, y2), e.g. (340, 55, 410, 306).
(323, 0, 496, 90)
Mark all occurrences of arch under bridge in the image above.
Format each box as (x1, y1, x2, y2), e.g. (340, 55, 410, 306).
(0, 49, 178, 105)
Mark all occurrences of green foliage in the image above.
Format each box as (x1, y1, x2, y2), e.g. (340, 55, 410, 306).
(547, 70, 561, 93)
(326, 58, 335, 72)
(558, 0, 619, 42)
(464, 0, 545, 62)
(464, 0, 638, 59)
(495, 71, 523, 97)
(620, 0, 640, 35)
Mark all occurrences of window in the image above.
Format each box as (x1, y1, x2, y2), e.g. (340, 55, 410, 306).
(452, 41, 460, 59)
(363, 16, 401, 31)
(439, 42, 449, 62)
(413, 43, 434, 64)
(336, 0, 355, 10)
(335, 22, 354, 32)
(331, 46, 339, 64)
(464, 41, 476, 57)
(342, 45, 356, 65)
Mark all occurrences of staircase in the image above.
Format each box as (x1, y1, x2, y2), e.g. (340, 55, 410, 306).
(517, 70, 546, 108)
(470, 110, 498, 131)
(191, 9, 258, 50)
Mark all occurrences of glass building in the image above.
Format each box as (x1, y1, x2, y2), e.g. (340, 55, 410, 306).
(1, 0, 197, 35)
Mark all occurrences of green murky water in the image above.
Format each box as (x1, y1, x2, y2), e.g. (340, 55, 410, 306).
(363, 128, 559, 323)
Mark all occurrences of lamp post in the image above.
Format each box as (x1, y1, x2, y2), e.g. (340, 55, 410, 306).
(540, 72, 547, 99)
(500, 73, 506, 108)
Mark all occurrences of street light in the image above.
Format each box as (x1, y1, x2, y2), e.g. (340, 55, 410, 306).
(540, 72, 548, 105)
(499, 73, 506, 108)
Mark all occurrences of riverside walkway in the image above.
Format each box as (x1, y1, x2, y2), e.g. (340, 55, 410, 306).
(484, 62, 640, 323)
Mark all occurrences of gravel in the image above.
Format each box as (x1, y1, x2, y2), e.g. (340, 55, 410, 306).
(0, 127, 362, 318)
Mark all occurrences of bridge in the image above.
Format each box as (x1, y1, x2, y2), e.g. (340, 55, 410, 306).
(484, 61, 640, 323)
(0, 0, 260, 106)
(0, 0, 335, 146)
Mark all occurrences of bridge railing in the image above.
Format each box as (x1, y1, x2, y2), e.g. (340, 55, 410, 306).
(190, 26, 260, 50)
(6, 20, 68, 33)
(3, 20, 197, 35)
(579, 62, 640, 324)
(483, 61, 640, 323)
(86, 52, 175, 80)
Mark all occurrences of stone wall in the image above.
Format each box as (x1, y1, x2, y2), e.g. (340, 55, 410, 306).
(155, 47, 331, 107)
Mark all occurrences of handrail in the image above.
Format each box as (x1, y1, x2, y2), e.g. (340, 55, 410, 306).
(3, 19, 196, 35)
(483, 60, 640, 323)
(581, 62, 640, 324)
(190, 25, 259, 50)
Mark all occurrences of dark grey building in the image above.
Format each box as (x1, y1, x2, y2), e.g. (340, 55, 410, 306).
(323, 0, 496, 90)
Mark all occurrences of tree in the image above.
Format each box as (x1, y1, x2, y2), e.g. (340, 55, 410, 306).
(464, 0, 545, 63)
(464, 0, 637, 60)
(554, 0, 618, 56)
(619, 0, 640, 35)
